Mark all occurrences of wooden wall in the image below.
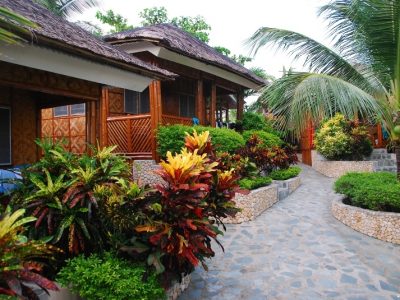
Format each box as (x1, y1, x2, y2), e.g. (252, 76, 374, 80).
(108, 88, 124, 116)
(41, 108, 86, 153)
(0, 86, 38, 166)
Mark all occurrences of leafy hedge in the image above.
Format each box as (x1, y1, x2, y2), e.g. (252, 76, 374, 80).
(57, 252, 165, 300)
(270, 166, 301, 180)
(238, 176, 272, 190)
(157, 125, 245, 157)
(242, 130, 283, 148)
(334, 172, 400, 212)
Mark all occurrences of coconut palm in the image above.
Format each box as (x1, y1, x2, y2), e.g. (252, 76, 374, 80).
(247, 0, 400, 176)
(0, 6, 37, 44)
(37, 0, 101, 18)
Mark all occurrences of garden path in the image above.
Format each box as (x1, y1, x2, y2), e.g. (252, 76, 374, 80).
(179, 164, 400, 300)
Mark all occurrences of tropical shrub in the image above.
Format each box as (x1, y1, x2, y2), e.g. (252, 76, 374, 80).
(0, 208, 59, 298)
(334, 172, 400, 212)
(157, 125, 245, 157)
(242, 112, 272, 131)
(242, 130, 283, 148)
(314, 114, 372, 160)
(10, 140, 131, 256)
(218, 152, 259, 179)
(57, 252, 165, 300)
(118, 131, 240, 280)
(270, 166, 301, 180)
(238, 176, 272, 190)
(236, 136, 298, 173)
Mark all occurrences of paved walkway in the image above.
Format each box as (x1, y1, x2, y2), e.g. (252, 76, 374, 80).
(179, 165, 400, 300)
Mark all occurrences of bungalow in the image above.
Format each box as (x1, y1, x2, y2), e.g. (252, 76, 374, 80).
(0, 0, 175, 167)
(100, 24, 265, 160)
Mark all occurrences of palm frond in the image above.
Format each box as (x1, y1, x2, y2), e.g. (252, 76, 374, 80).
(246, 27, 381, 95)
(36, 0, 101, 18)
(0, 7, 37, 44)
(260, 72, 383, 137)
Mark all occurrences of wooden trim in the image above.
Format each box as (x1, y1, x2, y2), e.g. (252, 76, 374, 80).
(100, 87, 109, 147)
(107, 114, 152, 121)
(236, 89, 244, 121)
(196, 79, 205, 125)
(210, 82, 217, 127)
(149, 81, 162, 160)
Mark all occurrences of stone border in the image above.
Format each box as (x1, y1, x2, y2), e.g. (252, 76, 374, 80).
(166, 274, 191, 300)
(224, 176, 301, 224)
(311, 150, 375, 178)
(331, 197, 400, 244)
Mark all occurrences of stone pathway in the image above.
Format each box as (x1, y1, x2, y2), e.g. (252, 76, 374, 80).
(179, 165, 400, 300)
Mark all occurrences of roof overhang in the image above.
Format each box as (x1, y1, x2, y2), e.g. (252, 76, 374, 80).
(0, 43, 153, 92)
(114, 41, 262, 90)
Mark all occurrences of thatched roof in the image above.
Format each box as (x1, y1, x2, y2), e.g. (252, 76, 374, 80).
(105, 24, 265, 86)
(0, 0, 175, 79)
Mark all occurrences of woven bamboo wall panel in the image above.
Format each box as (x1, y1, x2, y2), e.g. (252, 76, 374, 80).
(71, 136, 86, 153)
(41, 119, 53, 137)
(11, 90, 37, 165)
(41, 108, 53, 120)
(108, 88, 124, 115)
(70, 117, 86, 136)
(53, 118, 70, 137)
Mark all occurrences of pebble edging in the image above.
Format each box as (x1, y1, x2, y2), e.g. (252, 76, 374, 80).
(332, 197, 400, 244)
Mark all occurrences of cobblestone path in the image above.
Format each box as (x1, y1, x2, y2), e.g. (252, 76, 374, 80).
(179, 165, 400, 300)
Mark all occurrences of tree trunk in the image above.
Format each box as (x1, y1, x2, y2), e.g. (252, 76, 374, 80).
(396, 145, 400, 180)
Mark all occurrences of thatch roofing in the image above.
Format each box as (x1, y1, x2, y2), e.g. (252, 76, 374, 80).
(105, 24, 266, 86)
(0, 0, 175, 79)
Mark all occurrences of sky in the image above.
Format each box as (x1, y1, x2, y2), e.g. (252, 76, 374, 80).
(72, 0, 330, 103)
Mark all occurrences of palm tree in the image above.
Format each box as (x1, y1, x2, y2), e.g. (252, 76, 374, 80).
(36, 0, 101, 18)
(0, 6, 37, 44)
(247, 0, 400, 176)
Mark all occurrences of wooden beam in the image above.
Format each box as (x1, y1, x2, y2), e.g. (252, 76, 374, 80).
(236, 89, 244, 121)
(196, 79, 205, 125)
(149, 80, 162, 160)
(86, 101, 97, 151)
(210, 82, 217, 127)
(99, 87, 110, 147)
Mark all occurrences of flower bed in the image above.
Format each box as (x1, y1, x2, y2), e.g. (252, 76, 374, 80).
(332, 197, 400, 244)
(224, 175, 301, 224)
(312, 150, 374, 178)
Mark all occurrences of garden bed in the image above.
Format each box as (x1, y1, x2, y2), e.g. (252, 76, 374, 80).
(331, 197, 400, 244)
(311, 150, 374, 178)
(224, 175, 301, 224)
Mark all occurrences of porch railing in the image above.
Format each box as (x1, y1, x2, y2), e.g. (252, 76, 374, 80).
(107, 114, 152, 159)
(161, 114, 193, 126)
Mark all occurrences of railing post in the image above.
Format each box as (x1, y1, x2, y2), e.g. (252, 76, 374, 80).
(236, 89, 244, 121)
(149, 80, 162, 161)
(100, 86, 109, 148)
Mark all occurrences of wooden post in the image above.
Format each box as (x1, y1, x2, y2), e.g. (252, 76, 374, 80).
(210, 82, 216, 127)
(225, 108, 229, 124)
(196, 79, 205, 125)
(99, 87, 109, 147)
(236, 89, 244, 121)
(149, 80, 162, 160)
(86, 100, 97, 152)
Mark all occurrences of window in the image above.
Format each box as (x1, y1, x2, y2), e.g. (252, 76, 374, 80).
(70, 103, 85, 115)
(124, 88, 150, 114)
(0, 107, 11, 165)
(53, 105, 68, 117)
(179, 95, 195, 117)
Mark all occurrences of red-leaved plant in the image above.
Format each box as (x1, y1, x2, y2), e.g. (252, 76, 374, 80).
(124, 131, 240, 281)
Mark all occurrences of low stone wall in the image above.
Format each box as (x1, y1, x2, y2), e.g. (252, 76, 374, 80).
(273, 176, 301, 199)
(132, 160, 162, 186)
(332, 197, 400, 244)
(223, 184, 278, 224)
(166, 274, 191, 300)
(311, 150, 375, 178)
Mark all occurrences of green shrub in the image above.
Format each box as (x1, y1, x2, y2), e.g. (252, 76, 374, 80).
(57, 252, 165, 300)
(157, 125, 244, 157)
(314, 114, 372, 160)
(270, 166, 301, 180)
(242, 130, 283, 148)
(334, 172, 400, 212)
(242, 112, 271, 131)
(238, 176, 272, 190)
